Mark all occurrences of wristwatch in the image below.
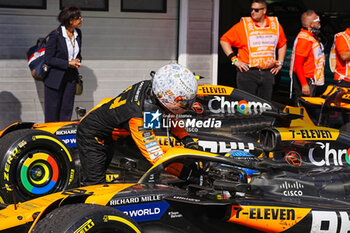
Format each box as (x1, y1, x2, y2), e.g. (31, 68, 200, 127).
(232, 57, 239, 65)
(277, 61, 283, 66)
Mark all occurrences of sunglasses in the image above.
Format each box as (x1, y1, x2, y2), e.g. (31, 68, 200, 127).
(313, 16, 320, 22)
(251, 7, 265, 13)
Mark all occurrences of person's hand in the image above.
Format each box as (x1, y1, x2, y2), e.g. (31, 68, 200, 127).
(234, 59, 250, 72)
(302, 84, 310, 96)
(270, 60, 283, 75)
(182, 136, 203, 151)
(69, 59, 81, 68)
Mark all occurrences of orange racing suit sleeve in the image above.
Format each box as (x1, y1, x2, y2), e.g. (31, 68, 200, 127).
(128, 117, 164, 164)
(128, 117, 189, 177)
(170, 117, 189, 140)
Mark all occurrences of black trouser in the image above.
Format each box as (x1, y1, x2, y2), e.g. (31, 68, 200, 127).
(44, 69, 77, 122)
(236, 68, 275, 100)
(292, 73, 316, 100)
(76, 120, 113, 186)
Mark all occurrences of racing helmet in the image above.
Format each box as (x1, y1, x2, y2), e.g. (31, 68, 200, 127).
(152, 64, 198, 114)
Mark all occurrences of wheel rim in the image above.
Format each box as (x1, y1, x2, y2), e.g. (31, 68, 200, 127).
(18, 152, 60, 195)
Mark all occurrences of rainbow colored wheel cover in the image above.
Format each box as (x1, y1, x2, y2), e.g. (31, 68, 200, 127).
(20, 153, 59, 195)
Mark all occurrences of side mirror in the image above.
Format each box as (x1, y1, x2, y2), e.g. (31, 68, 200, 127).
(75, 107, 86, 120)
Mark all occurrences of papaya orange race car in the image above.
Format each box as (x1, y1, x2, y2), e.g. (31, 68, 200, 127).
(1, 84, 350, 207)
(1, 145, 350, 233)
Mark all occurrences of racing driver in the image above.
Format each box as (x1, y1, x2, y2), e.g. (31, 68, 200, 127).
(77, 63, 200, 185)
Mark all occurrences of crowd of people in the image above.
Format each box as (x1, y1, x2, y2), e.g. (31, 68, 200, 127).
(220, 0, 350, 102)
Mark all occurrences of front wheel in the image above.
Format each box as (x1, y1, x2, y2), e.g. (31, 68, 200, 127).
(32, 204, 142, 233)
(0, 129, 75, 203)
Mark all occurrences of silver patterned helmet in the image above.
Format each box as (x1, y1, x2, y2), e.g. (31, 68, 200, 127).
(152, 64, 198, 114)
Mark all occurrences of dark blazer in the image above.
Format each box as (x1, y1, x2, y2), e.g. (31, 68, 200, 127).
(44, 26, 82, 90)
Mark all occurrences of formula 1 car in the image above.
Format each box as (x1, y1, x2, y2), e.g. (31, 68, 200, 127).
(1, 142, 350, 233)
(298, 85, 350, 131)
(0, 83, 349, 204)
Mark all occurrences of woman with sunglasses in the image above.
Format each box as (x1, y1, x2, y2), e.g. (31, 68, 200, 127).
(44, 6, 83, 122)
(220, 0, 287, 101)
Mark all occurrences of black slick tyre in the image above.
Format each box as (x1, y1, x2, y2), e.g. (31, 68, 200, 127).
(32, 203, 142, 233)
(0, 129, 75, 203)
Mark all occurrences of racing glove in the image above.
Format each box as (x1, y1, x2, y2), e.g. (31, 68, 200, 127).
(181, 136, 203, 151)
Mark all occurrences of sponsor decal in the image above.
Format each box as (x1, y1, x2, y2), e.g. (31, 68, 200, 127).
(143, 135, 156, 143)
(143, 110, 161, 129)
(59, 134, 77, 147)
(147, 146, 162, 154)
(145, 141, 158, 149)
(229, 206, 311, 232)
(197, 85, 233, 95)
(279, 181, 304, 197)
(110, 194, 163, 206)
(309, 142, 350, 166)
(279, 128, 339, 141)
(133, 81, 144, 102)
(311, 211, 350, 233)
(55, 129, 77, 136)
(74, 219, 94, 233)
(157, 136, 182, 147)
(285, 151, 302, 166)
(199, 140, 255, 154)
(115, 201, 169, 222)
(142, 131, 152, 138)
(157, 137, 256, 154)
(343, 93, 350, 100)
(208, 96, 272, 115)
(3, 140, 27, 190)
(168, 211, 183, 218)
(149, 150, 163, 160)
(172, 196, 201, 202)
(191, 102, 204, 114)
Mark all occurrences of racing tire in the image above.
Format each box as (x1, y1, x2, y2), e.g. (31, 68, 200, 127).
(32, 203, 142, 233)
(0, 129, 75, 203)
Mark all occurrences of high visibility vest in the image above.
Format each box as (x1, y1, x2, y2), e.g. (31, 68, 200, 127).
(330, 31, 350, 80)
(289, 31, 325, 86)
(242, 16, 279, 69)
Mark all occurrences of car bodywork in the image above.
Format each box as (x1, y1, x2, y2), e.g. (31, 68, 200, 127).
(299, 85, 350, 130)
(1, 84, 350, 204)
(1, 145, 350, 233)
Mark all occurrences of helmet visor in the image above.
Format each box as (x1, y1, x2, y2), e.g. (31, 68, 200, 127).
(174, 96, 196, 110)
